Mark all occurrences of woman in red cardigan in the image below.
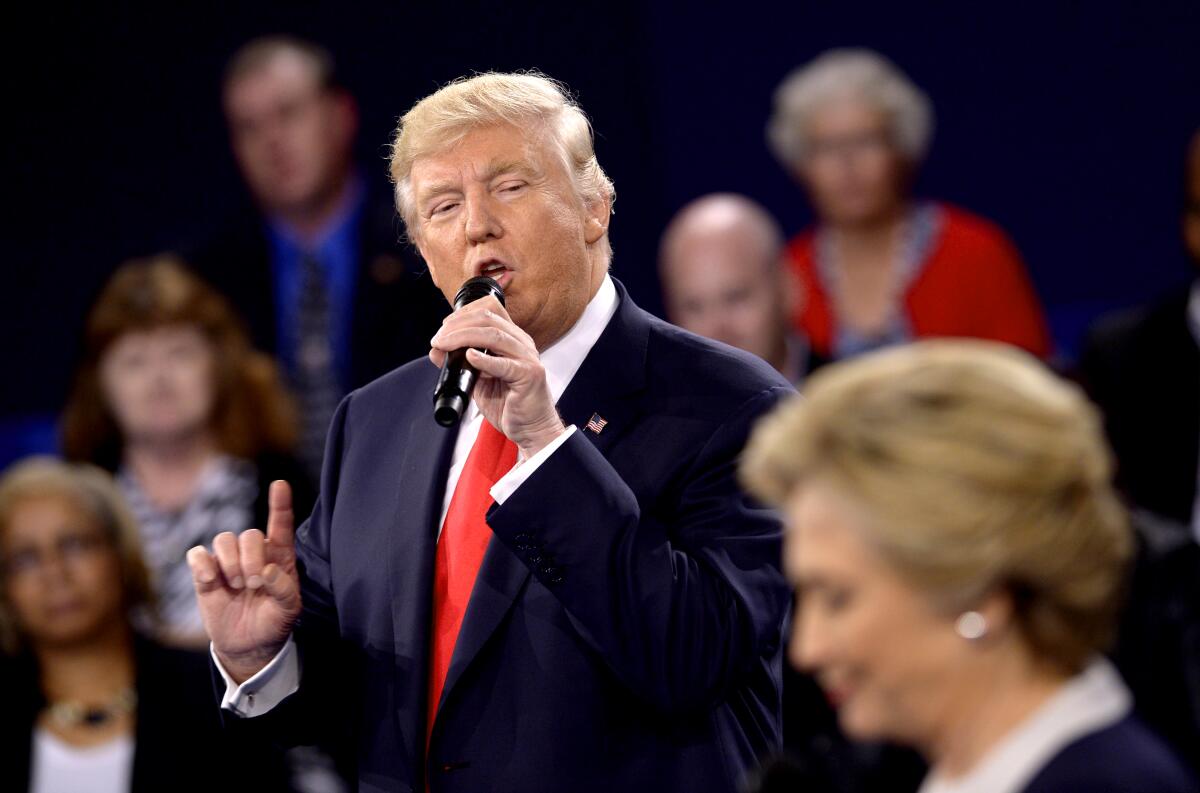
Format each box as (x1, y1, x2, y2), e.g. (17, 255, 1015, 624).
(768, 49, 1052, 362)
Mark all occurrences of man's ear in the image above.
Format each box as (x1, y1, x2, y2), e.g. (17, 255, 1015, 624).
(583, 196, 611, 246)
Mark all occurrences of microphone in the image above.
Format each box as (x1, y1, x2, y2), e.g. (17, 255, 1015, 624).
(433, 276, 506, 427)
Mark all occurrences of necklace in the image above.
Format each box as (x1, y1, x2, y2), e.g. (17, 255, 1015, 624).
(46, 688, 137, 728)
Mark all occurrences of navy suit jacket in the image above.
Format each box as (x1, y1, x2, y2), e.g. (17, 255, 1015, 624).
(1021, 716, 1197, 793)
(237, 280, 793, 792)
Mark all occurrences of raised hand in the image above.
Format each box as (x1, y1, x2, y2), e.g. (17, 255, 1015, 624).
(186, 480, 302, 683)
(429, 295, 566, 457)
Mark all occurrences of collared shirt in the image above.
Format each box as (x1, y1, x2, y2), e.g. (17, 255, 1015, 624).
(441, 273, 619, 528)
(216, 274, 621, 715)
(266, 177, 365, 388)
(918, 657, 1132, 793)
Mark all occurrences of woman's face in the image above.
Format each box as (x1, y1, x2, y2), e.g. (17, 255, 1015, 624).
(783, 480, 970, 747)
(99, 325, 217, 446)
(798, 99, 909, 227)
(1, 495, 125, 647)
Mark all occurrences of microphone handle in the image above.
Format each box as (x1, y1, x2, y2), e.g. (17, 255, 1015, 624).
(433, 348, 478, 427)
(432, 275, 504, 427)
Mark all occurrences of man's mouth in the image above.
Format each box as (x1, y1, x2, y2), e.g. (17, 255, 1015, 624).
(475, 259, 513, 289)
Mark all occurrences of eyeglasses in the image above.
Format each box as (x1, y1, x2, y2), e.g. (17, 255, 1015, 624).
(1, 532, 112, 578)
(804, 130, 893, 162)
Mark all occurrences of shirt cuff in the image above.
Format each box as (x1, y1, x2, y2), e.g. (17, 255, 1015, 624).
(490, 425, 577, 504)
(213, 635, 300, 717)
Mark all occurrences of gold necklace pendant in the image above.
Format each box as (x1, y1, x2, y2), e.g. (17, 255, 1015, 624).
(47, 688, 137, 729)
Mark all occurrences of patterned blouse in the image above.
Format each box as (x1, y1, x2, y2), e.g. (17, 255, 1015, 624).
(118, 455, 258, 640)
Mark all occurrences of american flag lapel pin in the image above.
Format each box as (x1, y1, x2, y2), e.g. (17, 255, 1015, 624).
(585, 413, 608, 434)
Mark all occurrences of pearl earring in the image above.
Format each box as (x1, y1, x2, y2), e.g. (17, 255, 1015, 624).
(955, 611, 988, 641)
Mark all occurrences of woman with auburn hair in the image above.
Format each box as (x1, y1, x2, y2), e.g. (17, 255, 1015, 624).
(0, 457, 284, 792)
(62, 256, 314, 647)
(741, 340, 1195, 793)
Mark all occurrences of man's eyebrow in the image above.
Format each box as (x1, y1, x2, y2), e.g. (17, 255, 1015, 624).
(417, 179, 461, 204)
(482, 158, 538, 181)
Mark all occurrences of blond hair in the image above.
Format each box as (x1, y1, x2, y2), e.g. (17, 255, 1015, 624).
(0, 457, 156, 654)
(768, 48, 934, 168)
(741, 340, 1131, 673)
(388, 71, 615, 260)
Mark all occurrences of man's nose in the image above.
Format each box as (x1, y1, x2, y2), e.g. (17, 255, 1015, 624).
(463, 193, 502, 244)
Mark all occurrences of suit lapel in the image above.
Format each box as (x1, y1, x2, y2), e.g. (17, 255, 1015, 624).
(435, 279, 651, 716)
(389, 372, 458, 736)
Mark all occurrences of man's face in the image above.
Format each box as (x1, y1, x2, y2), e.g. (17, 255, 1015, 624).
(224, 52, 355, 216)
(410, 123, 609, 350)
(662, 231, 790, 367)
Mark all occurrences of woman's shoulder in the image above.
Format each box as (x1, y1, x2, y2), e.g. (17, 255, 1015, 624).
(785, 227, 819, 267)
(931, 202, 1019, 254)
(1022, 716, 1197, 793)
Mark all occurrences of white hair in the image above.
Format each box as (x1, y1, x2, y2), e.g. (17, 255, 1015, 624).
(767, 48, 934, 168)
(389, 72, 615, 263)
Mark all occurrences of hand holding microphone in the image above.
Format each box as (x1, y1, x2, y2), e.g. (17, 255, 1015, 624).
(432, 276, 507, 426)
(429, 277, 566, 458)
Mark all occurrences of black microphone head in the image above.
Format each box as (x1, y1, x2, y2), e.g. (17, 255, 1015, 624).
(453, 275, 505, 310)
(433, 392, 467, 427)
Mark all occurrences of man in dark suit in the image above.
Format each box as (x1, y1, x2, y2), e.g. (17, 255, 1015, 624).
(1080, 128, 1200, 535)
(189, 36, 447, 479)
(186, 73, 792, 793)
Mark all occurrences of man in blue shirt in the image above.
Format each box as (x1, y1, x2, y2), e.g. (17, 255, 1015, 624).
(191, 36, 447, 479)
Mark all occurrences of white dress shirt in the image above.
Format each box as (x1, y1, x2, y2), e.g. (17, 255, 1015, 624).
(216, 275, 620, 716)
(917, 657, 1132, 793)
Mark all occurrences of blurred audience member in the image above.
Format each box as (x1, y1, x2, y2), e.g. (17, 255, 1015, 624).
(659, 193, 819, 384)
(1112, 509, 1200, 777)
(0, 457, 282, 791)
(767, 50, 1051, 362)
(189, 35, 447, 478)
(61, 256, 314, 647)
(742, 341, 1196, 792)
(1080, 128, 1200, 536)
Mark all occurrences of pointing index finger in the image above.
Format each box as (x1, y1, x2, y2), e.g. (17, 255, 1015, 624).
(266, 480, 295, 549)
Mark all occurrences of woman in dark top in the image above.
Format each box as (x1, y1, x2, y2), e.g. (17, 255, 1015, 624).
(61, 256, 314, 647)
(0, 458, 286, 792)
(742, 340, 1196, 793)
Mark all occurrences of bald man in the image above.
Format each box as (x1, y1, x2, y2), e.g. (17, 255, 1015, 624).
(659, 194, 813, 384)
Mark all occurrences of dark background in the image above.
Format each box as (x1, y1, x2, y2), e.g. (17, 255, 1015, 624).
(5, 0, 1199, 455)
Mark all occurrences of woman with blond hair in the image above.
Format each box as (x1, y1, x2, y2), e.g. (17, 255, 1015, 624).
(741, 340, 1195, 792)
(0, 458, 282, 792)
(61, 256, 314, 646)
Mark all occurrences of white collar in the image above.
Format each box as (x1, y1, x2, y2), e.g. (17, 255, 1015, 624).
(918, 657, 1131, 793)
(463, 274, 619, 422)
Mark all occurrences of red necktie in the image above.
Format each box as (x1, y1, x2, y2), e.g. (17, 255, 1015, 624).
(426, 419, 518, 748)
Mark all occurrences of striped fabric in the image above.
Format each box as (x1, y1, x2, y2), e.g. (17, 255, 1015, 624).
(293, 253, 345, 482)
